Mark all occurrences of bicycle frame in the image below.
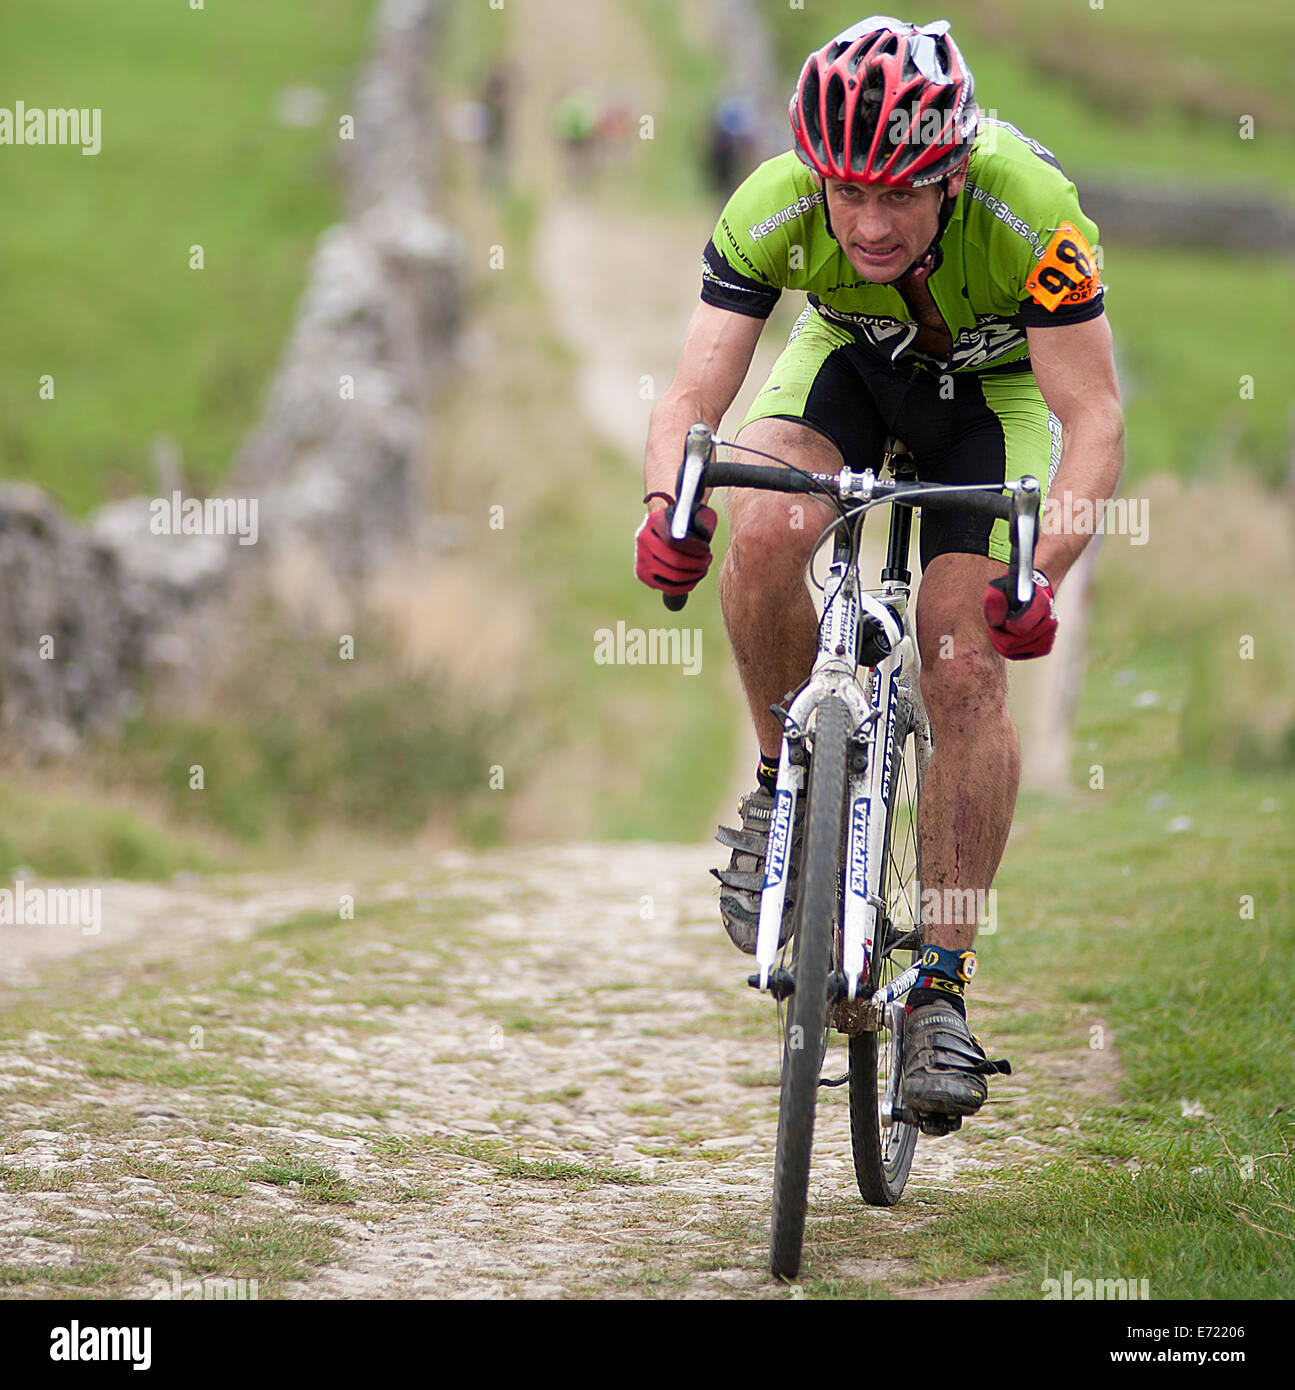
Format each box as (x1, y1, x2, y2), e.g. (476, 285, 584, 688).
(753, 468, 929, 1007)
(665, 423, 1038, 1016)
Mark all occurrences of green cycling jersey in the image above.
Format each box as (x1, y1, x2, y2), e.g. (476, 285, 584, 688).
(701, 118, 1105, 375)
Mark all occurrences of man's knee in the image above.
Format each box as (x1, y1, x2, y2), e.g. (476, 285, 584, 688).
(726, 496, 815, 587)
(724, 420, 841, 589)
(920, 634, 1007, 729)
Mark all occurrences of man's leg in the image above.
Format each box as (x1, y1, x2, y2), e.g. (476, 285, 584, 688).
(898, 550, 1019, 1129)
(718, 416, 845, 758)
(914, 551, 1021, 954)
(710, 417, 847, 952)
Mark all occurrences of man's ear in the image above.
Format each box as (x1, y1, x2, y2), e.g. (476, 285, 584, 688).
(945, 158, 969, 199)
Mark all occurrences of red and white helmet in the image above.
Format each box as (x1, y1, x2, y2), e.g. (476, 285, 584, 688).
(789, 16, 977, 187)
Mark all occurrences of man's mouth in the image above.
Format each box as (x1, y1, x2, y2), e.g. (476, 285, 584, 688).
(853, 243, 902, 267)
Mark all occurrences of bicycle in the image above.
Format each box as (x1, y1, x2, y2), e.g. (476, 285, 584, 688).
(663, 421, 1041, 1280)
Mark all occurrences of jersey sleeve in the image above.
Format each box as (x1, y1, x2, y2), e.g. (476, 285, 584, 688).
(701, 238, 781, 318)
(699, 158, 810, 319)
(1012, 176, 1105, 328)
(968, 126, 1107, 330)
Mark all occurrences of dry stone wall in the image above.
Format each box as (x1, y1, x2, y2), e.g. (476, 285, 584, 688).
(0, 0, 460, 758)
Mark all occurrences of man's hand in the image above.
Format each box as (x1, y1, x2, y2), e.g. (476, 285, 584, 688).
(983, 569, 1057, 659)
(635, 503, 718, 596)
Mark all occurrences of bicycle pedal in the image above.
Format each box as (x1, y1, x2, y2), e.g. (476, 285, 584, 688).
(892, 1105, 962, 1136)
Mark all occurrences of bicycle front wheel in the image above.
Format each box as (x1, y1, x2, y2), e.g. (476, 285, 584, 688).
(769, 695, 849, 1279)
(849, 688, 926, 1205)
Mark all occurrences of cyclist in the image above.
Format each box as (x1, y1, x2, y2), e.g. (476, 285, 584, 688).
(635, 16, 1123, 1134)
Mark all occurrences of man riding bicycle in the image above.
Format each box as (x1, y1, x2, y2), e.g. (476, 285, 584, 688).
(636, 16, 1123, 1133)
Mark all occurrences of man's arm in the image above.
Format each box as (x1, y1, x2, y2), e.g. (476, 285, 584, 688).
(1027, 311, 1125, 589)
(642, 302, 766, 511)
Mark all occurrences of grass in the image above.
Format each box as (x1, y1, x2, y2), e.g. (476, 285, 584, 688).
(0, 0, 376, 513)
(850, 564, 1295, 1297)
(1105, 248, 1293, 491)
(92, 619, 513, 848)
(619, 0, 728, 207)
(242, 1158, 356, 1204)
(421, 114, 741, 843)
(0, 779, 225, 881)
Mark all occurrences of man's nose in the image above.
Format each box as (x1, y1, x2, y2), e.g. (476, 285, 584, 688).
(853, 201, 892, 242)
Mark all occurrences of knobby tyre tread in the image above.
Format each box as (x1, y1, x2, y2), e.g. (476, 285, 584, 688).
(769, 695, 850, 1279)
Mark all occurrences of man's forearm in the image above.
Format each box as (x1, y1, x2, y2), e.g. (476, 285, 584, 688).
(1033, 405, 1124, 589)
(643, 392, 721, 508)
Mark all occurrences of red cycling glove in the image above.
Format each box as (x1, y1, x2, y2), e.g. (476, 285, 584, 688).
(635, 504, 718, 596)
(983, 569, 1057, 659)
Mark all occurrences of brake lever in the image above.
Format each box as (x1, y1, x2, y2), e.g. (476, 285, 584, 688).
(670, 422, 714, 540)
(1008, 476, 1041, 609)
(662, 422, 714, 611)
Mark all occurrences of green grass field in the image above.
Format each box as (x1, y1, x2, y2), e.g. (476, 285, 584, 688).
(905, 618, 1295, 1298)
(0, 0, 374, 513)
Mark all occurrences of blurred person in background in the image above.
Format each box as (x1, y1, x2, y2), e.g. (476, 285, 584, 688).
(705, 94, 761, 198)
(555, 86, 600, 187)
(481, 61, 512, 190)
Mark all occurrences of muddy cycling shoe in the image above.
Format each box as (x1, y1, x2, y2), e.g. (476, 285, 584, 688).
(711, 787, 803, 954)
(901, 1002, 1012, 1136)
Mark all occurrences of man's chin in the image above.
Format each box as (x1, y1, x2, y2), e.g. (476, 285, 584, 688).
(849, 250, 907, 281)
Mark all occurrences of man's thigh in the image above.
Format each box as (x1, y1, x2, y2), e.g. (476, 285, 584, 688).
(740, 306, 889, 475)
(900, 369, 1059, 572)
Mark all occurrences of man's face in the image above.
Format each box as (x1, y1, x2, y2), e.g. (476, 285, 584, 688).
(822, 170, 964, 281)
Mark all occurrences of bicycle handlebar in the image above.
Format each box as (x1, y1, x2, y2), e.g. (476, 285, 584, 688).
(661, 424, 1041, 612)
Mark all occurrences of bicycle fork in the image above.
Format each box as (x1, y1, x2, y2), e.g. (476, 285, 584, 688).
(752, 562, 915, 1008)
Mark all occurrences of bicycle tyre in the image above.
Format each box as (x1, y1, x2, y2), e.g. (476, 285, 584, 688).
(769, 694, 850, 1279)
(849, 687, 925, 1206)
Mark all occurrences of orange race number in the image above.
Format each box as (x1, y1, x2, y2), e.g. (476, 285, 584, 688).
(1025, 222, 1101, 312)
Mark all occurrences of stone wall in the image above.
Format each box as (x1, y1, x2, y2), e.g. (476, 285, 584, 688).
(0, 0, 460, 758)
